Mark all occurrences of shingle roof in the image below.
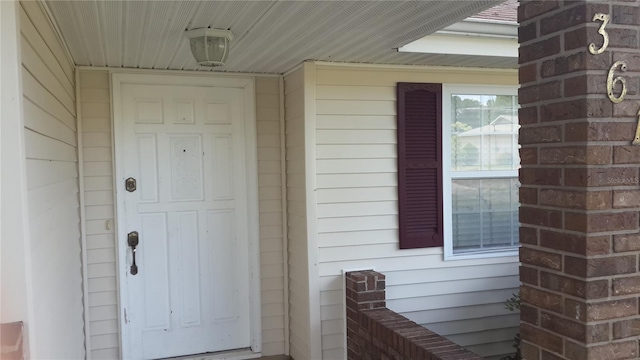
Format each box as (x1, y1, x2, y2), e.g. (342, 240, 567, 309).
(470, 0, 518, 23)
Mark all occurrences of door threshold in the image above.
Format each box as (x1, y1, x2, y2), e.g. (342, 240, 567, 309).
(162, 348, 261, 360)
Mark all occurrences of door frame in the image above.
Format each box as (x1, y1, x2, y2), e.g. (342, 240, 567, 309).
(111, 72, 262, 359)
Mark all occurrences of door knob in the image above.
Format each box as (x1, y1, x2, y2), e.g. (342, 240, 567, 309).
(128, 231, 139, 275)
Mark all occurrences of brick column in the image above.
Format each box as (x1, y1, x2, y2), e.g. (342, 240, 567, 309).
(345, 270, 386, 360)
(519, 1, 640, 359)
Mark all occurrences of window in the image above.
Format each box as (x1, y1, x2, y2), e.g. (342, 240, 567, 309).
(443, 85, 520, 259)
(397, 83, 520, 259)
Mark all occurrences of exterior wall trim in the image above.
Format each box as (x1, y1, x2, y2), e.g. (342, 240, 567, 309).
(111, 72, 262, 358)
(75, 67, 92, 358)
(313, 61, 518, 74)
(302, 61, 322, 360)
(0, 1, 35, 357)
(278, 75, 290, 356)
(78, 66, 281, 77)
(398, 33, 517, 58)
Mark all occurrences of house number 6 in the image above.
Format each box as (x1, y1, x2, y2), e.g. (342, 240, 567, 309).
(607, 61, 628, 103)
(589, 13, 610, 55)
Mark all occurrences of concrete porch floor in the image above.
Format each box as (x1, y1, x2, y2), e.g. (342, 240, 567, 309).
(164, 350, 290, 360)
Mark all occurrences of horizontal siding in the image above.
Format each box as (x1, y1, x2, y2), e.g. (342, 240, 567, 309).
(21, 36, 75, 113)
(23, 98, 76, 146)
(20, 2, 84, 359)
(78, 70, 118, 359)
(22, 66, 75, 130)
(314, 64, 520, 359)
(256, 77, 286, 356)
(79, 72, 287, 357)
(285, 67, 311, 360)
(20, 1, 75, 82)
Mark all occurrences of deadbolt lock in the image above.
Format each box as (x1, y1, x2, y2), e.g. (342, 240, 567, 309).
(125, 177, 136, 192)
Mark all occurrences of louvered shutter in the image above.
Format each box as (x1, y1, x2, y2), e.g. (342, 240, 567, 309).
(397, 83, 443, 249)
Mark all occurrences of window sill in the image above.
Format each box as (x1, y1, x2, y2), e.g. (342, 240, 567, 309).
(444, 246, 519, 261)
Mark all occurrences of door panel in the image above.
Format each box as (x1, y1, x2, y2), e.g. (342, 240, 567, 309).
(177, 210, 201, 326)
(136, 134, 159, 202)
(169, 134, 203, 201)
(120, 84, 251, 359)
(140, 212, 170, 329)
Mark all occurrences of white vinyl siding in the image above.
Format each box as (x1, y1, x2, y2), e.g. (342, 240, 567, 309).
(284, 67, 312, 360)
(256, 77, 286, 356)
(20, 1, 84, 358)
(79, 71, 286, 358)
(314, 64, 520, 360)
(79, 70, 119, 360)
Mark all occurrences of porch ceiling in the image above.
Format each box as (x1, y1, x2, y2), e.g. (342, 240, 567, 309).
(44, 0, 510, 74)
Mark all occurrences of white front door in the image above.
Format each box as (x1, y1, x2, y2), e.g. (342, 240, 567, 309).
(117, 82, 253, 359)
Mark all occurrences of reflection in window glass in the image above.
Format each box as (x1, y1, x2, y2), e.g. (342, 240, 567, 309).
(451, 94, 519, 171)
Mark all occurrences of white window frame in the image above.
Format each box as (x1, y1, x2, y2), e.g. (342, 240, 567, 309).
(443, 84, 520, 260)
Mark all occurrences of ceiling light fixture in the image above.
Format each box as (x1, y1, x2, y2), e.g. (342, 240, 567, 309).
(185, 28, 233, 67)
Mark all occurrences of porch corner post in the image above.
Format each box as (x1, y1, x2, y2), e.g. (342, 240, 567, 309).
(0, 0, 35, 357)
(518, 1, 640, 359)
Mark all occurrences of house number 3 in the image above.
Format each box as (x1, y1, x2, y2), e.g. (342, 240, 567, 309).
(589, 13, 610, 55)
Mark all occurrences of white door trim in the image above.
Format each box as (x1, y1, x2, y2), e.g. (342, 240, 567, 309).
(111, 72, 261, 359)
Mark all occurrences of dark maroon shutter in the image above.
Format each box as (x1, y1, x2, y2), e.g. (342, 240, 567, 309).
(397, 83, 443, 249)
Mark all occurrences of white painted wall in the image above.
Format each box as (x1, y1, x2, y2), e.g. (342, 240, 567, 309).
(311, 63, 520, 359)
(19, 1, 85, 358)
(78, 70, 287, 358)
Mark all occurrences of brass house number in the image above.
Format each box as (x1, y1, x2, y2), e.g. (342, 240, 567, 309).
(607, 61, 627, 104)
(588, 13, 609, 55)
(588, 13, 640, 145)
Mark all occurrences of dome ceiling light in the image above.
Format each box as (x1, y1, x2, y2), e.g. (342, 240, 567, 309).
(185, 28, 234, 67)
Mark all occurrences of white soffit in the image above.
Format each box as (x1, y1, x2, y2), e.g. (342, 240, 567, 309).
(398, 19, 518, 58)
(43, 0, 510, 74)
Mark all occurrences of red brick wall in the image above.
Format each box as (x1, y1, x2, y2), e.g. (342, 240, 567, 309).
(345, 270, 482, 360)
(1, 322, 24, 360)
(519, 1, 640, 359)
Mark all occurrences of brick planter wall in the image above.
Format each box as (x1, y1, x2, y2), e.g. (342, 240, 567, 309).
(345, 270, 483, 360)
(1, 322, 24, 360)
(519, 1, 640, 359)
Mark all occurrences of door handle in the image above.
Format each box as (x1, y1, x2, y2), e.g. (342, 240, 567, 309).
(128, 231, 139, 275)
